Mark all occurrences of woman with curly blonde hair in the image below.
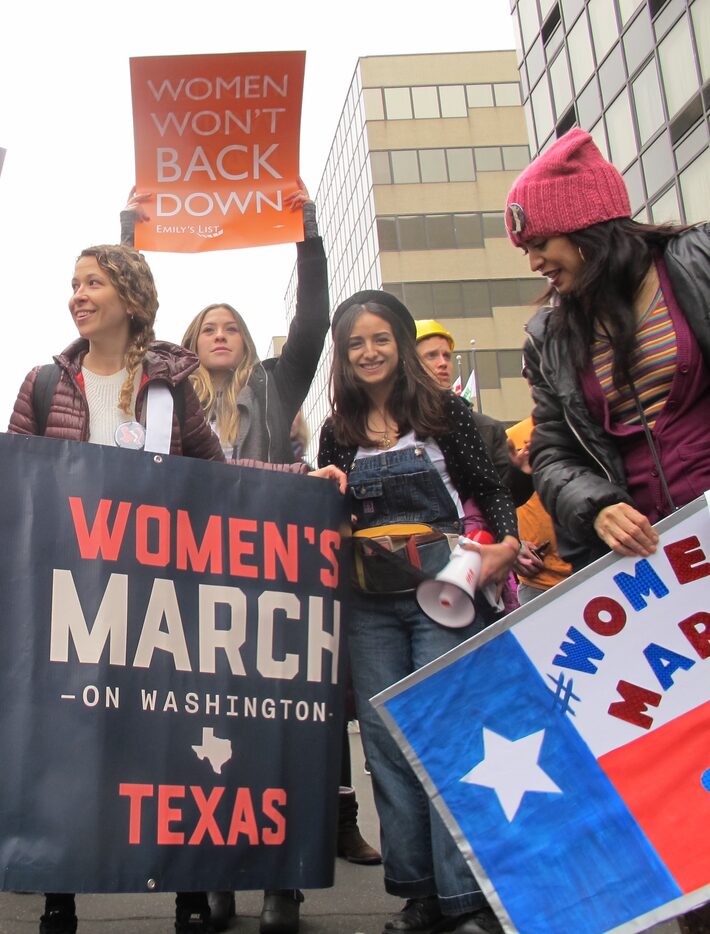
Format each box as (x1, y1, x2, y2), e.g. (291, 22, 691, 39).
(10, 243, 225, 461)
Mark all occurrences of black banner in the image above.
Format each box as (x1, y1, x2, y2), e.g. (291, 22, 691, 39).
(0, 434, 349, 893)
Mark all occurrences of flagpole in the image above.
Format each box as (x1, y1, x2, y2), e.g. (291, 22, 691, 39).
(469, 339, 479, 412)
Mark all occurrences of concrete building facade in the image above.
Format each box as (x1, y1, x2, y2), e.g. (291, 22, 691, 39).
(284, 51, 539, 458)
(510, 0, 710, 222)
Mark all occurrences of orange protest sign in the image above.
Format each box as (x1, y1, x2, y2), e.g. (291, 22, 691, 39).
(505, 415, 533, 450)
(130, 51, 306, 253)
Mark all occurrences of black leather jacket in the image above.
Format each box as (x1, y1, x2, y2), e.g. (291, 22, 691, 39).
(523, 224, 710, 570)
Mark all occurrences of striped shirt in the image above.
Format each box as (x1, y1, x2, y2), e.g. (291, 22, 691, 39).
(591, 287, 677, 429)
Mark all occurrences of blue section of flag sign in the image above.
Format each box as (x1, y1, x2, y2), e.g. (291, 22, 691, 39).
(380, 630, 681, 934)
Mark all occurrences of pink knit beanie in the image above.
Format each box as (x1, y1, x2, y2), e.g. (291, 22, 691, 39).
(505, 128, 631, 246)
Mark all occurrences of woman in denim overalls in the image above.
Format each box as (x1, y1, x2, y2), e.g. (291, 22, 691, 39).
(319, 292, 520, 934)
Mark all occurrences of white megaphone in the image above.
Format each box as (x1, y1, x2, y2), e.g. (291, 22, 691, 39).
(416, 530, 497, 628)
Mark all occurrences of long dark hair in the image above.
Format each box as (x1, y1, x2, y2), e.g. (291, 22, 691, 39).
(546, 218, 688, 388)
(330, 301, 450, 448)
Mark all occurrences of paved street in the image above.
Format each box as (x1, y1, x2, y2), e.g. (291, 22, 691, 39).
(0, 731, 683, 934)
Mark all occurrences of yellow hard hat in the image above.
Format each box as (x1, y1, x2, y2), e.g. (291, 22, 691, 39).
(415, 319, 455, 350)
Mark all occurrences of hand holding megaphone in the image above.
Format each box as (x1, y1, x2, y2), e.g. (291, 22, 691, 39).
(416, 530, 504, 628)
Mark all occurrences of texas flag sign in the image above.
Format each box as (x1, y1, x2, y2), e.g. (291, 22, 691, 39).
(373, 494, 710, 934)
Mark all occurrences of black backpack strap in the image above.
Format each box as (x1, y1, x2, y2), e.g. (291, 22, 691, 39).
(33, 364, 61, 436)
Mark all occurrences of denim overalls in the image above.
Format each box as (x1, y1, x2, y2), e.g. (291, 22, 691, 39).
(346, 444, 491, 914)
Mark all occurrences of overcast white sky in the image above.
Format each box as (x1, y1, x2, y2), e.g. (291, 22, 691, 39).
(0, 0, 514, 423)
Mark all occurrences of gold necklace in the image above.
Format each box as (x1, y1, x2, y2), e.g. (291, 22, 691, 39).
(367, 410, 396, 449)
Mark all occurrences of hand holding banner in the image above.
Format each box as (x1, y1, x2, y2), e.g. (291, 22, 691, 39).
(130, 51, 306, 252)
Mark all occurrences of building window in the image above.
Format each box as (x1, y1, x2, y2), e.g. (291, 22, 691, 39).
(370, 151, 392, 184)
(568, 13, 596, 92)
(439, 85, 468, 117)
(502, 145, 531, 170)
(518, 0, 541, 51)
(494, 83, 523, 105)
(692, 0, 710, 82)
(675, 121, 710, 171)
(642, 130, 674, 197)
(650, 184, 681, 223)
(398, 215, 427, 250)
(419, 149, 448, 183)
(561, 0, 585, 26)
(363, 88, 384, 120)
(605, 89, 637, 169)
(455, 213, 485, 247)
(618, 0, 642, 25)
(499, 350, 527, 379)
(599, 44, 627, 107)
(446, 148, 476, 181)
(588, 0, 619, 61)
(412, 86, 440, 118)
(391, 150, 419, 183)
(658, 16, 698, 119)
(679, 147, 710, 223)
(426, 215, 457, 248)
(432, 282, 463, 317)
(482, 212, 507, 238)
(550, 50, 574, 118)
(589, 119, 610, 159)
(623, 160, 645, 212)
(376, 217, 398, 251)
(384, 278, 540, 318)
(376, 212, 492, 251)
(477, 352, 501, 390)
(490, 280, 521, 307)
(527, 36, 547, 86)
(475, 147, 504, 171)
(623, 8, 655, 75)
(531, 77, 555, 143)
(384, 87, 413, 120)
(466, 84, 494, 107)
(633, 59, 665, 144)
(475, 350, 528, 389)
(577, 77, 602, 126)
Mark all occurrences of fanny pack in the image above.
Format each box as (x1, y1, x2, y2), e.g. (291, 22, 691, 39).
(352, 524, 453, 594)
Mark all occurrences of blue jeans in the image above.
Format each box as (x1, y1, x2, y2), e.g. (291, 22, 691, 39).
(349, 573, 494, 915)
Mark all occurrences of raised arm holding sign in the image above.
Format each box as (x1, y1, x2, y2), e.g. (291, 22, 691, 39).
(129, 51, 306, 253)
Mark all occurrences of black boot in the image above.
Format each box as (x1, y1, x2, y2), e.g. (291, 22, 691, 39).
(260, 889, 304, 934)
(40, 894, 77, 934)
(337, 788, 382, 864)
(39, 911, 77, 934)
(207, 892, 235, 932)
(175, 892, 214, 934)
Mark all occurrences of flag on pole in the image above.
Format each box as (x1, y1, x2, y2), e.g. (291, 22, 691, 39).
(452, 375, 462, 395)
(461, 369, 477, 404)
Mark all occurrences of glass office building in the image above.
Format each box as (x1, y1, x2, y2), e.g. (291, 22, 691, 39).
(284, 51, 539, 459)
(511, 0, 710, 222)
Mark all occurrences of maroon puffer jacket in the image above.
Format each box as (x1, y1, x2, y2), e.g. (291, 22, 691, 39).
(9, 338, 224, 461)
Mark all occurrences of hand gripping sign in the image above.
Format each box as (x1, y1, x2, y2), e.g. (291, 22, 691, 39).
(130, 51, 306, 252)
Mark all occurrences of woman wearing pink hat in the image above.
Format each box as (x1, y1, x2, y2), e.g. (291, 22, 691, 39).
(507, 128, 710, 574)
